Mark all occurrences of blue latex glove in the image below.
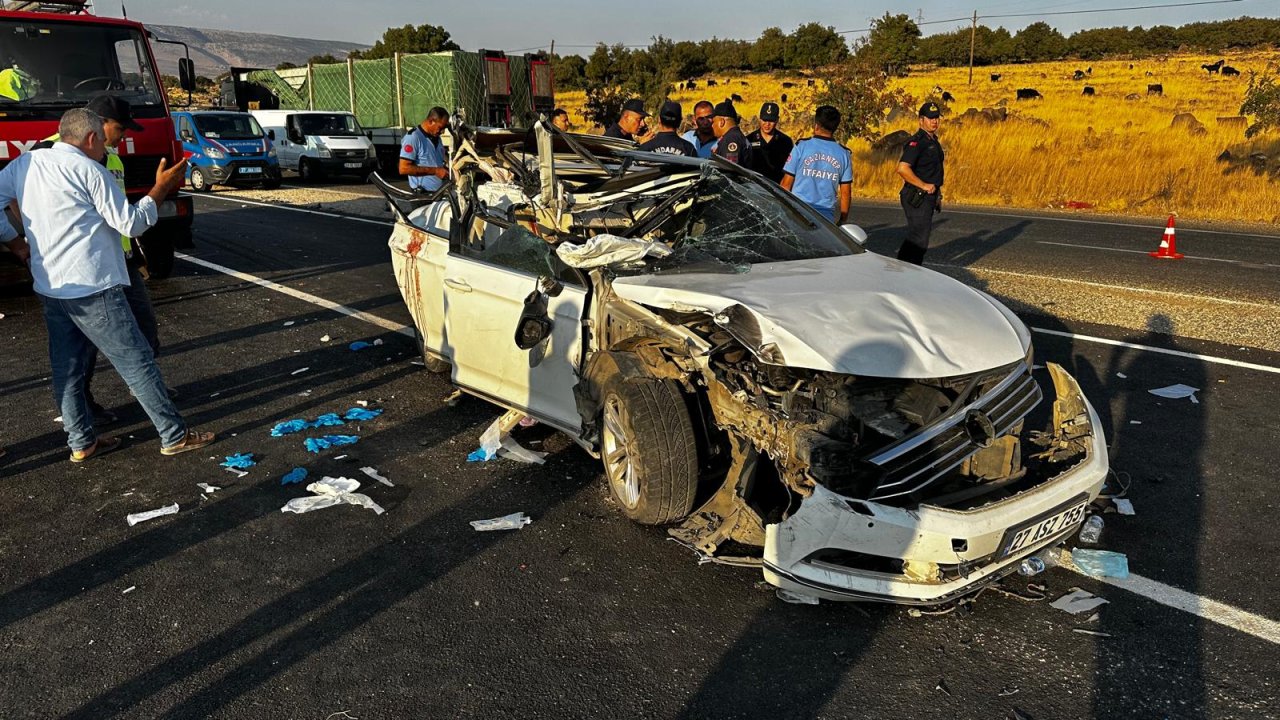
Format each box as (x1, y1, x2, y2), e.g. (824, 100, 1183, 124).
(349, 341, 372, 351)
(304, 435, 361, 453)
(343, 407, 383, 422)
(270, 419, 309, 437)
(221, 453, 256, 469)
(309, 413, 345, 428)
(281, 467, 308, 486)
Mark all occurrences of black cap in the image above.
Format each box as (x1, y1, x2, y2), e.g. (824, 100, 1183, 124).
(621, 98, 648, 117)
(918, 102, 942, 119)
(712, 100, 738, 120)
(86, 94, 144, 131)
(658, 100, 682, 126)
(759, 102, 780, 122)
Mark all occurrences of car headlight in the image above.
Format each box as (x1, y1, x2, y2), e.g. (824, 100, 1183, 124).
(317, 148, 332, 158)
(205, 147, 225, 159)
(366, 146, 376, 158)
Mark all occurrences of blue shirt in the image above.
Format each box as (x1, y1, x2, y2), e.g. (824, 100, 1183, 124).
(400, 127, 446, 192)
(0, 143, 157, 299)
(782, 136, 853, 221)
(681, 130, 717, 159)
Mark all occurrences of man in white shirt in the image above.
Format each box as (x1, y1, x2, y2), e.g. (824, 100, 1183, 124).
(0, 108, 215, 462)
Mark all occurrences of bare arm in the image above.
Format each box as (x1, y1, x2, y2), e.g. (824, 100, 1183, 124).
(896, 162, 935, 194)
(838, 182, 851, 223)
(399, 158, 447, 178)
(780, 173, 794, 191)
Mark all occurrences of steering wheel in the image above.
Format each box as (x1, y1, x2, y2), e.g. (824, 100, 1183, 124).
(73, 76, 126, 92)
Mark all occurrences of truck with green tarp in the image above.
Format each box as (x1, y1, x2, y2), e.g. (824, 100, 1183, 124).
(220, 49, 553, 173)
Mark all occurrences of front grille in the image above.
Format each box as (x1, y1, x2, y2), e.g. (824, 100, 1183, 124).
(120, 154, 166, 190)
(332, 149, 366, 160)
(867, 362, 1042, 501)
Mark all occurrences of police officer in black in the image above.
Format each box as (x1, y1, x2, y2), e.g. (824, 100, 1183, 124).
(896, 102, 945, 265)
(604, 98, 648, 141)
(639, 101, 696, 156)
(746, 101, 793, 183)
(711, 100, 752, 169)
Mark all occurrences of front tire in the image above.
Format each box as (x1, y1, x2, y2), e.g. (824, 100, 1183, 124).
(188, 167, 211, 192)
(600, 374, 698, 525)
(298, 158, 320, 183)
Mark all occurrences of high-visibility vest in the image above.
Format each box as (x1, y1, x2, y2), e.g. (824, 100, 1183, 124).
(0, 66, 38, 101)
(43, 133, 131, 254)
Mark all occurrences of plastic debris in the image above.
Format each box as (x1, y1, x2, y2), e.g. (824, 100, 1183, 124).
(281, 467, 308, 486)
(305, 435, 360, 453)
(1116, 372, 1127, 379)
(360, 466, 394, 487)
(197, 483, 221, 493)
(321, 334, 331, 342)
(283, 321, 295, 327)
(467, 418, 505, 462)
(349, 341, 371, 351)
(469, 512, 532, 531)
(935, 679, 952, 696)
(281, 477, 385, 516)
(310, 413, 345, 428)
(333, 454, 348, 460)
(122, 586, 136, 594)
(518, 416, 539, 428)
(356, 400, 369, 407)
(291, 367, 310, 376)
(270, 419, 309, 437)
(1113, 498, 1136, 515)
(467, 412, 545, 464)
(343, 407, 383, 422)
(1078, 515, 1104, 544)
(1050, 588, 1109, 614)
(224, 467, 248, 478)
(1070, 549, 1130, 579)
(555, 233, 673, 268)
(1148, 384, 1200, 404)
(1072, 628, 1112, 637)
(373, 339, 384, 346)
(126, 503, 179, 527)
(1017, 557, 1047, 576)
(220, 453, 256, 470)
(775, 588, 820, 605)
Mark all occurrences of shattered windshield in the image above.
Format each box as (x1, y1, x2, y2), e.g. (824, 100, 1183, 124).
(621, 168, 862, 275)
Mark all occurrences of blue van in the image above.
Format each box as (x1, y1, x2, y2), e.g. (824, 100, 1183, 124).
(173, 110, 281, 191)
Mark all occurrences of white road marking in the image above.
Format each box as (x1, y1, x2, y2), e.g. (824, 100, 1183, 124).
(1031, 328, 1280, 375)
(932, 263, 1278, 310)
(1073, 569, 1280, 646)
(182, 192, 393, 226)
(1036, 240, 1280, 269)
(174, 253, 413, 338)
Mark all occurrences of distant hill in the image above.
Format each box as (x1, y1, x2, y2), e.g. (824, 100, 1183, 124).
(147, 24, 367, 79)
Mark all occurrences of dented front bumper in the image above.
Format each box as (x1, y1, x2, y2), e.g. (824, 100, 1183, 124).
(762, 365, 1109, 605)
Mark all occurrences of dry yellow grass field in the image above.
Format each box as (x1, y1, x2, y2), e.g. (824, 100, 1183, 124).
(557, 51, 1280, 224)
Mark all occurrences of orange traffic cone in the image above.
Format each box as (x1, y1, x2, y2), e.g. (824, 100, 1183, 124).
(1150, 214, 1184, 259)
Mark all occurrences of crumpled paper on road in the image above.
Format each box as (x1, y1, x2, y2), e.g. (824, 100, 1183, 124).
(126, 503, 179, 527)
(281, 477, 385, 516)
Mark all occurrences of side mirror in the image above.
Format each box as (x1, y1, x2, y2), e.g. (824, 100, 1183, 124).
(514, 287, 553, 351)
(841, 223, 868, 246)
(178, 58, 195, 92)
(267, 129, 276, 141)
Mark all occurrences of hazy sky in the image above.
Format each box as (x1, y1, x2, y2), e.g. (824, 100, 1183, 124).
(100, 0, 1276, 51)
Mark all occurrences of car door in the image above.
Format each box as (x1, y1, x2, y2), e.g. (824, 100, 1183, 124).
(442, 219, 587, 434)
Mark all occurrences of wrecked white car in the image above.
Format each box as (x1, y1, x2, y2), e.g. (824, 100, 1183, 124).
(376, 120, 1109, 605)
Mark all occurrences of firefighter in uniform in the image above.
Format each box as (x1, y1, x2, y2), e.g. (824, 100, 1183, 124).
(710, 101, 752, 169)
(895, 102, 944, 265)
(746, 102, 793, 183)
(399, 106, 449, 194)
(638, 101, 696, 156)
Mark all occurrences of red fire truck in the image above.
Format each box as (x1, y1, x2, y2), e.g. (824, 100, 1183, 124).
(0, 0, 195, 280)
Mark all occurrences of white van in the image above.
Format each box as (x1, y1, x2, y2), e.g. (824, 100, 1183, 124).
(250, 109, 377, 182)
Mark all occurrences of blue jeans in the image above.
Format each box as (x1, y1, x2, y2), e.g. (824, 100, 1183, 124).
(41, 287, 186, 452)
(85, 263, 160, 404)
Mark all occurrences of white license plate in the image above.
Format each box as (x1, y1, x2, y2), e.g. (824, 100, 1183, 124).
(343, 162, 362, 168)
(238, 166, 262, 174)
(998, 495, 1089, 557)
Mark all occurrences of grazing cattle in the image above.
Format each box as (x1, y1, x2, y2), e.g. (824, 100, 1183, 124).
(1147, 83, 1163, 96)
(707, 79, 717, 87)
(780, 93, 788, 103)
(806, 79, 815, 86)
(1072, 69, 1086, 80)
(941, 91, 955, 102)
(781, 82, 795, 88)
(1016, 88, 1043, 101)
(1082, 86, 1096, 96)
(1202, 59, 1224, 74)
(1145, 71, 1154, 76)
(1087, 66, 1092, 74)
(1222, 66, 1241, 77)
(990, 73, 1002, 82)
(730, 93, 743, 103)
(1129, 63, 1134, 69)
(686, 81, 696, 90)
(932, 85, 945, 95)
(739, 80, 749, 86)
(1124, 93, 1141, 101)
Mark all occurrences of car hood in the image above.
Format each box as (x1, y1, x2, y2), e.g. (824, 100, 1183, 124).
(610, 253, 1028, 379)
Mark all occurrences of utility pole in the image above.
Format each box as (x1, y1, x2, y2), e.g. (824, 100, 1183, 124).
(549, 39, 555, 58)
(968, 10, 978, 85)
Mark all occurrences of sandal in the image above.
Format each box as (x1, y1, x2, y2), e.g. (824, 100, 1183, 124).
(160, 429, 216, 456)
(70, 436, 123, 463)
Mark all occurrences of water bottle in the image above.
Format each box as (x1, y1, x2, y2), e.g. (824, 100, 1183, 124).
(1078, 515, 1104, 544)
(1017, 557, 1047, 576)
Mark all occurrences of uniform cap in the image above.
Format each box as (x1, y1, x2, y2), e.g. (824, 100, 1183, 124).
(712, 100, 738, 120)
(759, 102, 780, 122)
(918, 102, 941, 119)
(658, 100, 682, 126)
(86, 94, 144, 131)
(622, 98, 649, 117)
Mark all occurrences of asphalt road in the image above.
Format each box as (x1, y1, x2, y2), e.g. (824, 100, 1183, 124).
(1, 179, 1277, 719)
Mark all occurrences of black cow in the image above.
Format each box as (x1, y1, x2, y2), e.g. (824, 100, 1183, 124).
(739, 80, 749, 86)
(686, 81, 696, 90)
(1147, 83, 1163, 96)
(1129, 63, 1134, 70)
(731, 93, 743, 103)
(1222, 66, 1241, 77)
(1082, 86, 1096, 96)
(1016, 88, 1043, 101)
(781, 81, 795, 89)
(1072, 69, 1086, 80)
(707, 79, 717, 87)
(990, 73, 1002, 82)
(1202, 59, 1224, 74)
(806, 79, 815, 86)
(780, 93, 788, 103)
(941, 91, 955, 102)
(1087, 66, 1092, 74)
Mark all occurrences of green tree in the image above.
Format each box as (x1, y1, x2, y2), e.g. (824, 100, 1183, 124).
(308, 54, 342, 65)
(749, 27, 789, 71)
(700, 37, 751, 72)
(814, 56, 901, 142)
(551, 53, 587, 91)
(275, 61, 299, 71)
(356, 23, 460, 60)
(1241, 69, 1280, 138)
(669, 40, 708, 80)
(858, 13, 920, 75)
(786, 22, 849, 69)
(1012, 22, 1066, 62)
